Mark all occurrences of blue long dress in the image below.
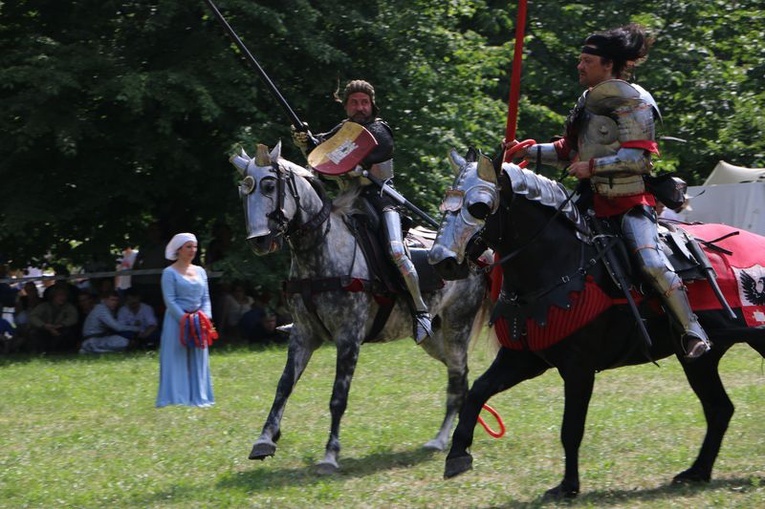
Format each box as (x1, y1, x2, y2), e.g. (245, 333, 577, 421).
(155, 265, 215, 407)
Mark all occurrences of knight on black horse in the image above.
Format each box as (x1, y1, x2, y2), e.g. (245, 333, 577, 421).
(292, 79, 433, 343)
(427, 22, 765, 499)
(508, 22, 710, 360)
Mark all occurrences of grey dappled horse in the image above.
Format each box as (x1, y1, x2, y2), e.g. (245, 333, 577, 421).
(230, 142, 490, 474)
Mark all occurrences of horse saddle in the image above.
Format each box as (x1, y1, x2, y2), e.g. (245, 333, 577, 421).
(282, 195, 443, 344)
(348, 203, 445, 298)
(594, 216, 733, 314)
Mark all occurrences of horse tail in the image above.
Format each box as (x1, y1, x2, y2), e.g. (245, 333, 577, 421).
(468, 294, 500, 355)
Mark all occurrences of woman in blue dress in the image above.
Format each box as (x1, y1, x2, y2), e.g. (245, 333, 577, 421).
(156, 233, 217, 407)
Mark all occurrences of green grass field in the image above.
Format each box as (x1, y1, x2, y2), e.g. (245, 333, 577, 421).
(1, 336, 763, 508)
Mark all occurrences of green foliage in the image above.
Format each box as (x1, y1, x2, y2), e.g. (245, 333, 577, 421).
(1, 0, 763, 291)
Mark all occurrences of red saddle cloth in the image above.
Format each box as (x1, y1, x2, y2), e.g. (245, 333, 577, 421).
(683, 223, 765, 327)
(494, 223, 765, 351)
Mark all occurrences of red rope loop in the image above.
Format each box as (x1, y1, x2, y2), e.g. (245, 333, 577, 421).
(477, 403, 506, 439)
(504, 138, 536, 168)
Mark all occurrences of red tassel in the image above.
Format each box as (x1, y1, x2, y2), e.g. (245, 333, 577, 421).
(179, 311, 219, 348)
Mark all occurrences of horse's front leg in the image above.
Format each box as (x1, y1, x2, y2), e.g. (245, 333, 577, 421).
(445, 348, 549, 479)
(315, 335, 361, 474)
(420, 323, 469, 451)
(673, 348, 732, 485)
(544, 365, 595, 500)
(250, 332, 317, 460)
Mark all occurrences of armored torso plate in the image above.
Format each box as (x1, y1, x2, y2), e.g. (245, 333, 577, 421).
(577, 79, 659, 162)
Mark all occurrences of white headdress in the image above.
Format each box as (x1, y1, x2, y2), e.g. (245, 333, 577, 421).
(165, 233, 197, 261)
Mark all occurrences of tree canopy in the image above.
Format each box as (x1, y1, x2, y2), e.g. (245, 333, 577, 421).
(1, 0, 763, 289)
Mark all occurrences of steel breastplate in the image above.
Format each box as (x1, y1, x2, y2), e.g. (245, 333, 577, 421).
(577, 111, 620, 161)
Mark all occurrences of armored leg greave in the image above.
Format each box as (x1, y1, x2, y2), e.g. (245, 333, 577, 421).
(621, 207, 710, 358)
(383, 209, 432, 343)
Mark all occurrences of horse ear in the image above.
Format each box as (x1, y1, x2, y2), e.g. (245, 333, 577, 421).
(465, 147, 479, 163)
(229, 148, 250, 176)
(477, 154, 498, 184)
(448, 149, 466, 174)
(270, 141, 282, 162)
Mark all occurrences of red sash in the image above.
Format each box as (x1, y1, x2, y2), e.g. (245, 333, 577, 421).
(179, 311, 219, 348)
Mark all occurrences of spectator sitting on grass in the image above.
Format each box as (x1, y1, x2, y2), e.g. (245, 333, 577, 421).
(117, 287, 160, 349)
(80, 291, 140, 354)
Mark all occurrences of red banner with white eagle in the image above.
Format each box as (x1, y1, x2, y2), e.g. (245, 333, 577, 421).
(683, 223, 765, 328)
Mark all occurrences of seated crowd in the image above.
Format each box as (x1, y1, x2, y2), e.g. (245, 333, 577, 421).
(1, 276, 288, 355)
(3, 281, 160, 355)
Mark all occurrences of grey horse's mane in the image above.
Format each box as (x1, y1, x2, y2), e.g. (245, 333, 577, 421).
(277, 157, 362, 218)
(278, 158, 315, 180)
(331, 185, 364, 218)
(501, 162, 590, 240)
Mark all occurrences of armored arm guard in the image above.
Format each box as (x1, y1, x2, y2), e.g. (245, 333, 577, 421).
(524, 142, 572, 170)
(591, 146, 652, 176)
(585, 80, 659, 177)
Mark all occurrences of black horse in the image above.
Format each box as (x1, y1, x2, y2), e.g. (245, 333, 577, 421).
(427, 148, 765, 498)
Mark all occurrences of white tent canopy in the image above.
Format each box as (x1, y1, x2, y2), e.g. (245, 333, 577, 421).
(684, 161, 765, 235)
(703, 160, 765, 185)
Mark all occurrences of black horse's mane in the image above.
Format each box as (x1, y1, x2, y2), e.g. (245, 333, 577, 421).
(500, 162, 591, 240)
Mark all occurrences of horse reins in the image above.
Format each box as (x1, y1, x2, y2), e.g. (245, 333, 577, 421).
(269, 161, 332, 252)
(479, 179, 578, 273)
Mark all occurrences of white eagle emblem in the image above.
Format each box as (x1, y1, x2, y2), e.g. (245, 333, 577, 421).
(735, 265, 765, 306)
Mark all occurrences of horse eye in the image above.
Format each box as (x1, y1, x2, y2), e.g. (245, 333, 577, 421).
(467, 202, 492, 220)
(240, 176, 255, 195)
(260, 176, 276, 195)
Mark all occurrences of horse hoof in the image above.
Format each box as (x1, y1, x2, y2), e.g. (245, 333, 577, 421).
(444, 454, 473, 479)
(315, 459, 339, 475)
(542, 482, 579, 500)
(249, 439, 277, 460)
(423, 438, 446, 451)
(672, 468, 711, 484)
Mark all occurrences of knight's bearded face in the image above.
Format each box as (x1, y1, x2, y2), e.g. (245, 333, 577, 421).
(345, 92, 373, 123)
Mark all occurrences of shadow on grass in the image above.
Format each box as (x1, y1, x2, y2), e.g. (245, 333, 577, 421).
(123, 446, 439, 506)
(220, 446, 440, 488)
(499, 475, 765, 508)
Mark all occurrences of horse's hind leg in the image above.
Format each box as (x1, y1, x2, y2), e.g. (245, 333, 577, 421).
(316, 337, 361, 475)
(250, 338, 317, 460)
(673, 348, 733, 484)
(445, 348, 549, 479)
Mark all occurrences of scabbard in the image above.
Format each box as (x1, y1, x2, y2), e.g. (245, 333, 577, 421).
(685, 238, 737, 319)
(590, 215, 654, 353)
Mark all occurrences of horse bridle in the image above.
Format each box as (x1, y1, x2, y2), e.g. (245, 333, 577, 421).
(266, 160, 332, 247)
(475, 165, 578, 272)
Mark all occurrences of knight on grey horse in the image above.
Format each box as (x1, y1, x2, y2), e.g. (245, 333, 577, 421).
(230, 142, 490, 473)
(292, 79, 432, 344)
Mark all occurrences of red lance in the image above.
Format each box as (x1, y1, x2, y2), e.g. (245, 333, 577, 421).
(477, 2, 529, 440)
(503, 0, 528, 161)
(492, 1, 529, 303)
